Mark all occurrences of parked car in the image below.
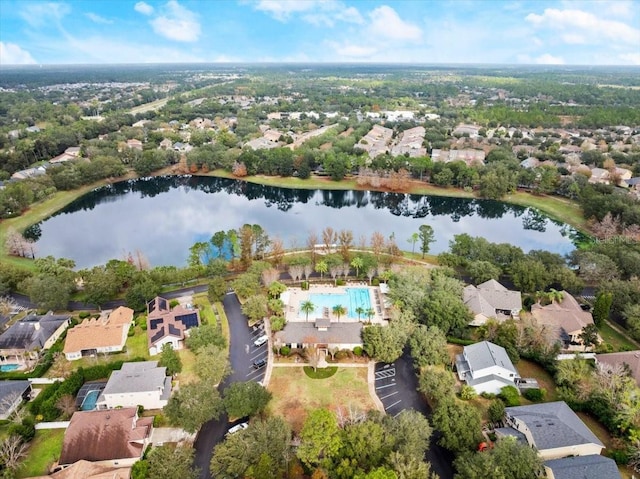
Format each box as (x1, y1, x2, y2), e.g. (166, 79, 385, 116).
(253, 358, 267, 369)
(253, 335, 268, 347)
(227, 422, 248, 435)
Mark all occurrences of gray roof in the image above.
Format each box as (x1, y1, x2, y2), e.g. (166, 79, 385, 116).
(0, 381, 31, 416)
(0, 313, 69, 352)
(544, 455, 621, 479)
(275, 322, 362, 345)
(505, 401, 603, 451)
(102, 361, 168, 395)
(463, 341, 518, 375)
(464, 280, 522, 317)
(627, 177, 640, 186)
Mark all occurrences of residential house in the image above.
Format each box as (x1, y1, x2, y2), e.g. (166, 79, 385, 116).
(96, 361, 171, 410)
(63, 307, 134, 361)
(0, 381, 31, 420)
(501, 401, 603, 460)
(453, 124, 481, 138)
(430, 149, 485, 166)
(588, 167, 610, 185)
(390, 126, 426, 158)
(463, 279, 522, 326)
(355, 125, 393, 159)
(543, 455, 622, 479)
(58, 408, 152, 467)
(596, 350, 640, 387)
(146, 297, 200, 356)
(531, 292, 595, 351)
(274, 319, 363, 351)
(126, 139, 143, 151)
(455, 341, 520, 394)
(11, 165, 48, 180)
(34, 460, 131, 479)
(159, 138, 173, 150)
(0, 312, 70, 366)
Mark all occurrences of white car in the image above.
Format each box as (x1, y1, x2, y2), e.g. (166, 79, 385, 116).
(227, 422, 248, 435)
(253, 335, 268, 347)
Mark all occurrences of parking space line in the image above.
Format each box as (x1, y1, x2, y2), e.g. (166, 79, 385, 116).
(379, 391, 399, 400)
(385, 399, 401, 410)
(250, 353, 267, 361)
(246, 370, 262, 378)
(375, 383, 396, 390)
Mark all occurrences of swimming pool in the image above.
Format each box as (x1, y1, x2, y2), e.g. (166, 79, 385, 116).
(81, 390, 101, 411)
(0, 364, 19, 372)
(305, 288, 373, 320)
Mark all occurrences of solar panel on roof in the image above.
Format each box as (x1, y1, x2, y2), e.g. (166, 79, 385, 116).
(148, 298, 156, 312)
(149, 319, 163, 330)
(150, 327, 165, 343)
(176, 313, 199, 329)
(159, 298, 168, 311)
(168, 324, 180, 336)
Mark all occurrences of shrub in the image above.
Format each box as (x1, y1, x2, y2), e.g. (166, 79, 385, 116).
(499, 385, 521, 406)
(128, 325, 135, 337)
(169, 299, 180, 308)
(78, 312, 91, 319)
(335, 350, 348, 360)
(488, 399, 506, 423)
(280, 346, 291, 356)
(336, 279, 346, 286)
(459, 384, 477, 400)
(522, 388, 545, 402)
(271, 315, 285, 332)
(372, 278, 380, 286)
(9, 417, 35, 442)
(301, 281, 309, 290)
(353, 346, 363, 357)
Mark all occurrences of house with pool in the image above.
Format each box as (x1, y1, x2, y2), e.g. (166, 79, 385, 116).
(0, 312, 71, 369)
(96, 361, 171, 410)
(274, 284, 388, 351)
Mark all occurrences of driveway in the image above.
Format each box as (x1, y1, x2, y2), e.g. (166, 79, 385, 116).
(374, 353, 454, 479)
(193, 292, 267, 479)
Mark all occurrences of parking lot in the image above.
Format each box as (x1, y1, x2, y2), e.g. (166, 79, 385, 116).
(244, 321, 268, 384)
(374, 363, 404, 417)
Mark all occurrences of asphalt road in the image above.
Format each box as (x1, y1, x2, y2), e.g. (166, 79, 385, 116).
(192, 292, 266, 479)
(375, 353, 455, 479)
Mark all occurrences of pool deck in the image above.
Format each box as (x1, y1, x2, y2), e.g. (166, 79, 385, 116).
(284, 283, 388, 325)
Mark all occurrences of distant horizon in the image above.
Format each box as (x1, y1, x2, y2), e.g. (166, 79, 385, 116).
(1, 1, 638, 66)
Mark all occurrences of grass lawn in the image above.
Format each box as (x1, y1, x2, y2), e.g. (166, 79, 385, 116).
(600, 321, 639, 352)
(176, 348, 199, 385)
(267, 367, 375, 433)
(17, 428, 65, 478)
(193, 293, 217, 327)
(515, 359, 558, 402)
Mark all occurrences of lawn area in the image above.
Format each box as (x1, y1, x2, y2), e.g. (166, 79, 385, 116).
(267, 366, 375, 433)
(176, 348, 199, 385)
(600, 321, 639, 352)
(516, 359, 558, 402)
(17, 428, 65, 478)
(193, 293, 217, 327)
(46, 326, 150, 378)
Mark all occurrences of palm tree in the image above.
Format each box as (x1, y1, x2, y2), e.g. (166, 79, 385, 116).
(366, 307, 375, 322)
(408, 232, 419, 254)
(355, 306, 365, 322)
(315, 260, 328, 280)
(300, 300, 315, 322)
(350, 256, 364, 278)
(333, 304, 347, 322)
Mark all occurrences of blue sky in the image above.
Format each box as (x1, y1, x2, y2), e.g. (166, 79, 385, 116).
(0, 0, 638, 65)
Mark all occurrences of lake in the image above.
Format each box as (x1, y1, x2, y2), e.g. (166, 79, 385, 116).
(25, 176, 583, 269)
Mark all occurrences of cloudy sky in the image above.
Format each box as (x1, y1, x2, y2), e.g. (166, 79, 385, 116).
(0, 0, 638, 65)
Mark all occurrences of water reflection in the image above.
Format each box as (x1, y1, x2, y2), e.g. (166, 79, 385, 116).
(26, 176, 585, 268)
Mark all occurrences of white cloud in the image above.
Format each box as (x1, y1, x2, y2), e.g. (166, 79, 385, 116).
(85, 12, 113, 25)
(134, 1, 154, 16)
(367, 6, 422, 42)
(326, 41, 377, 58)
(0, 42, 37, 65)
(19, 2, 70, 27)
(149, 1, 201, 42)
(253, 0, 318, 21)
(535, 53, 565, 65)
(252, 0, 363, 26)
(561, 33, 586, 44)
(526, 8, 640, 45)
(619, 52, 640, 65)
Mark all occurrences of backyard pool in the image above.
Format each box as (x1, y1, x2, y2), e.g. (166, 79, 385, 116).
(305, 288, 373, 320)
(81, 390, 101, 411)
(0, 364, 20, 372)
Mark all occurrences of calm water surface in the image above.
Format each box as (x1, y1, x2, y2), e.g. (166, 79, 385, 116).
(26, 176, 583, 268)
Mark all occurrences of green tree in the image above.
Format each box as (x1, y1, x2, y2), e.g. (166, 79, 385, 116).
(146, 444, 200, 479)
(385, 410, 432, 460)
(510, 259, 549, 294)
(579, 323, 600, 349)
(488, 399, 506, 423)
(297, 409, 342, 469)
(418, 225, 434, 258)
(22, 275, 73, 311)
(208, 277, 227, 303)
(355, 306, 365, 322)
(332, 304, 347, 322)
(592, 291, 613, 328)
(159, 343, 182, 376)
(185, 324, 226, 352)
(164, 381, 223, 433)
(432, 399, 483, 454)
(223, 382, 272, 418)
(418, 366, 456, 404)
(195, 344, 229, 385)
(242, 294, 268, 325)
(466, 260, 502, 284)
(125, 275, 160, 311)
(315, 260, 328, 279)
(351, 256, 364, 277)
(267, 281, 286, 299)
(453, 437, 542, 479)
(407, 233, 419, 254)
(301, 300, 315, 322)
(362, 324, 407, 363)
(408, 325, 449, 367)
